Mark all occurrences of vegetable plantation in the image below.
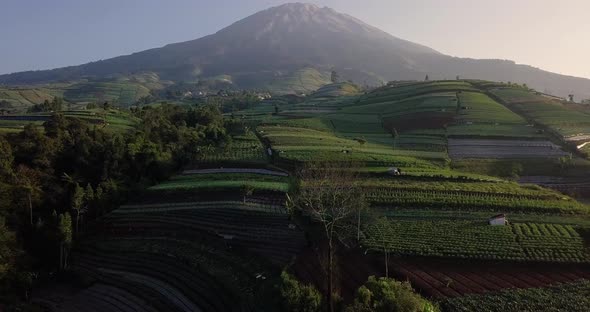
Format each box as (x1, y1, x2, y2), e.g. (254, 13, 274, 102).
(361, 219, 590, 263)
(440, 279, 590, 312)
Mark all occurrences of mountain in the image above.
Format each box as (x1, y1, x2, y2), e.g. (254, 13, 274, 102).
(1, 2, 589, 99)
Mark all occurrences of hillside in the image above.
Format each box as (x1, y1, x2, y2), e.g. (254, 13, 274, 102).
(2, 78, 590, 312)
(1, 3, 589, 99)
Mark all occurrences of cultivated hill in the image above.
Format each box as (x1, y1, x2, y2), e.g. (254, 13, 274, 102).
(1, 3, 589, 98)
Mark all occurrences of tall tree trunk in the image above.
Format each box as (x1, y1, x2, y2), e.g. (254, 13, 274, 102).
(384, 249, 389, 278)
(75, 212, 79, 234)
(357, 210, 361, 241)
(64, 248, 68, 269)
(59, 243, 63, 270)
(328, 241, 334, 312)
(28, 192, 32, 225)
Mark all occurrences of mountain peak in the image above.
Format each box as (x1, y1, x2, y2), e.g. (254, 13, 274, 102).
(272, 2, 321, 11)
(1, 3, 589, 99)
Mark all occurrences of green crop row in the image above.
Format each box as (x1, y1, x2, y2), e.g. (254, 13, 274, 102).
(440, 279, 590, 312)
(361, 220, 590, 263)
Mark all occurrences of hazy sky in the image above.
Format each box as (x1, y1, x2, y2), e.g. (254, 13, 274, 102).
(1, 0, 589, 78)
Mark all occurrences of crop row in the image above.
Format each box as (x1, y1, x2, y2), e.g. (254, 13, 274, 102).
(118, 200, 287, 215)
(440, 279, 590, 312)
(364, 189, 587, 214)
(361, 220, 590, 263)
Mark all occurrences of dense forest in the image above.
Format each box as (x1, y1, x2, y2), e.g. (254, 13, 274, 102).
(0, 104, 230, 306)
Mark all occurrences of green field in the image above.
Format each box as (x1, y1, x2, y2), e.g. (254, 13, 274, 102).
(441, 280, 590, 312)
(148, 173, 291, 192)
(196, 131, 269, 164)
(0, 86, 67, 113)
(492, 88, 590, 138)
(0, 109, 139, 133)
(447, 92, 541, 138)
(63, 81, 152, 106)
(362, 219, 590, 263)
(22, 78, 590, 311)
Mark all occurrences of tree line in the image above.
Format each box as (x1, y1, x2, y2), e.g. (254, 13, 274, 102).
(0, 104, 229, 306)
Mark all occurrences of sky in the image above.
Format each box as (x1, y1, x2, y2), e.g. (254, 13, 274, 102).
(1, 0, 589, 78)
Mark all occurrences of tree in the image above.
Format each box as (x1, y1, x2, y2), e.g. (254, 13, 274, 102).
(373, 217, 392, 277)
(0, 218, 18, 282)
(346, 276, 439, 312)
(0, 136, 14, 178)
(15, 165, 42, 226)
(71, 184, 85, 233)
(331, 71, 340, 83)
(424, 75, 429, 81)
(568, 94, 575, 102)
(58, 213, 72, 270)
(280, 271, 323, 312)
(289, 162, 365, 312)
(355, 137, 367, 147)
(240, 184, 255, 203)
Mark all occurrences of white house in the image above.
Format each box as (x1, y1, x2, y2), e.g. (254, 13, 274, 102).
(489, 214, 507, 226)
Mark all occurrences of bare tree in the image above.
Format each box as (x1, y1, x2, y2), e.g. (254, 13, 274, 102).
(289, 161, 365, 312)
(373, 217, 392, 278)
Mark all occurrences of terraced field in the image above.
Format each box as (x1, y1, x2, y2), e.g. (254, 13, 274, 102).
(0, 110, 139, 133)
(440, 279, 590, 312)
(148, 173, 290, 192)
(259, 124, 448, 166)
(362, 220, 590, 262)
(0, 86, 64, 112)
(64, 81, 152, 106)
(46, 79, 590, 311)
(448, 139, 569, 159)
(447, 92, 541, 139)
(196, 132, 268, 164)
(491, 88, 590, 140)
(390, 259, 590, 299)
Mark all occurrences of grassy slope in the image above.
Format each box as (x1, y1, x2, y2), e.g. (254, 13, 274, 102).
(266, 68, 331, 95)
(491, 88, 590, 138)
(0, 109, 139, 133)
(0, 87, 64, 112)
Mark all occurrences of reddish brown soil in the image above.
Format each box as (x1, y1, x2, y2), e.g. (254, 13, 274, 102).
(292, 248, 590, 301)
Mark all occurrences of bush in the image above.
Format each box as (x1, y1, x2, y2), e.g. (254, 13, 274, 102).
(280, 271, 323, 312)
(346, 276, 439, 312)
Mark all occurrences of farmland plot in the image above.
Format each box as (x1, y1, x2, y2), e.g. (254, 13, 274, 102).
(388, 259, 590, 300)
(448, 139, 569, 159)
(492, 88, 590, 139)
(440, 279, 590, 312)
(361, 220, 590, 263)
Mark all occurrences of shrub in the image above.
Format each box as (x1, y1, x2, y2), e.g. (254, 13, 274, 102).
(280, 271, 323, 312)
(346, 276, 439, 312)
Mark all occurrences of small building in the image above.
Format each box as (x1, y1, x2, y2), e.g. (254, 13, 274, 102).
(388, 167, 402, 176)
(489, 214, 507, 226)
